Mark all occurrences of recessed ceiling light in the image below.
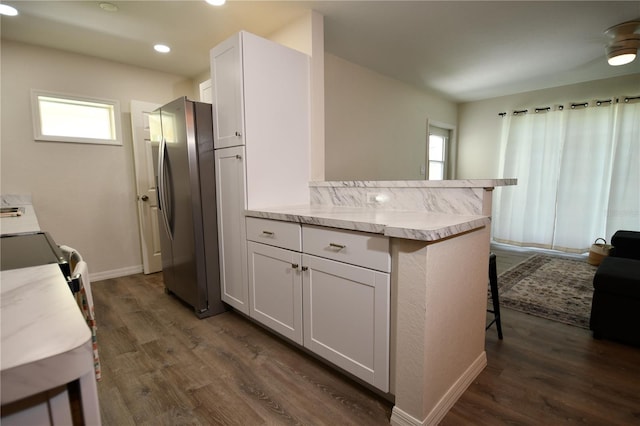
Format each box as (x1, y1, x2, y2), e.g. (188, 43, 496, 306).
(205, 0, 226, 6)
(154, 44, 171, 54)
(99, 2, 118, 13)
(0, 4, 19, 16)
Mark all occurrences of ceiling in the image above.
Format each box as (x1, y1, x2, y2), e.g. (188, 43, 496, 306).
(1, 1, 639, 102)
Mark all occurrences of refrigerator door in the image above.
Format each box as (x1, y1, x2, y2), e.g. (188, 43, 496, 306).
(158, 97, 208, 312)
(150, 109, 175, 289)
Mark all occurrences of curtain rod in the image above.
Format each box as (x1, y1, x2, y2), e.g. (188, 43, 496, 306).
(571, 102, 588, 109)
(497, 94, 640, 117)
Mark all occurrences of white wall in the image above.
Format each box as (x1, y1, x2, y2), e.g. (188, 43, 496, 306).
(457, 74, 640, 179)
(1, 40, 195, 278)
(324, 53, 457, 181)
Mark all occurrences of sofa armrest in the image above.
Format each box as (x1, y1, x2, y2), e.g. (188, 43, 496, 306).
(611, 230, 640, 261)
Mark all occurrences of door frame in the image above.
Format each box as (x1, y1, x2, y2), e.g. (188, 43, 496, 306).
(130, 100, 162, 274)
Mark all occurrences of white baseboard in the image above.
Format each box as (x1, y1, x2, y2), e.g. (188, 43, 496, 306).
(390, 351, 487, 426)
(90, 264, 143, 282)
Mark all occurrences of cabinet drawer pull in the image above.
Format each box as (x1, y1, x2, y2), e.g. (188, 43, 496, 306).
(329, 243, 346, 250)
(235, 131, 242, 137)
(291, 263, 299, 269)
(301, 266, 308, 272)
(262, 230, 274, 236)
(235, 154, 242, 160)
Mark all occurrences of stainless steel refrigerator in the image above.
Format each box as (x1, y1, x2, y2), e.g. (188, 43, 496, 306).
(150, 96, 225, 318)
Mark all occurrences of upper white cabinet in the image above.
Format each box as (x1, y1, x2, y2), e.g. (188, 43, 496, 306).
(210, 31, 311, 210)
(210, 36, 244, 149)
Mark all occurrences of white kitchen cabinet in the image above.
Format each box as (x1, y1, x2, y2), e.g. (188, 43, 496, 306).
(211, 31, 310, 316)
(301, 225, 390, 393)
(210, 35, 244, 149)
(246, 217, 303, 344)
(247, 241, 303, 344)
(302, 254, 390, 392)
(210, 30, 310, 210)
(244, 218, 391, 392)
(215, 146, 249, 314)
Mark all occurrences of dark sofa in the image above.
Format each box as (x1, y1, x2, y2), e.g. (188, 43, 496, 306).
(589, 230, 640, 346)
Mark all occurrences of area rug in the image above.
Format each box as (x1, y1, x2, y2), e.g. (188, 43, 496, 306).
(498, 254, 598, 329)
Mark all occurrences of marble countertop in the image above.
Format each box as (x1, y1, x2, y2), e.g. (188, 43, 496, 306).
(245, 205, 490, 241)
(0, 264, 93, 404)
(1, 195, 40, 235)
(309, 179, 517, 189)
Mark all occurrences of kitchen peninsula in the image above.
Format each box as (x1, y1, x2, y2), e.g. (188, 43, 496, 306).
(209, 29, 515, 426)
(244, 179, 515, 426)
(0, 195, 100, 425)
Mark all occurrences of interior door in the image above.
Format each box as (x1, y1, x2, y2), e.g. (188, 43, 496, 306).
(130, 100, 162, 274)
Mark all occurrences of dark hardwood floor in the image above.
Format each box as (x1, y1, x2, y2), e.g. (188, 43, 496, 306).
(93, 248, 640, 425)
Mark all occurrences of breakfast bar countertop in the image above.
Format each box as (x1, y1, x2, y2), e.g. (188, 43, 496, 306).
(308, 178, 517, 188)
(244, 204, 490, 241)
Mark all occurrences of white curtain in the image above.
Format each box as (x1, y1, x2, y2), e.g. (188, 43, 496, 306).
(493, 99, 640, 253)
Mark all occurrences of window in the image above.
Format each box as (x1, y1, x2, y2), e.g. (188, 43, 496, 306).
(493, 98, 640, 253)
(428, 134, 445, 180)
(427, 125, 450, 180)
(31, 90, 122, 145)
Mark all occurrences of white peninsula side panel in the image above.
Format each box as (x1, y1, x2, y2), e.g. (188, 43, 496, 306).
(390, 226, 490, 426)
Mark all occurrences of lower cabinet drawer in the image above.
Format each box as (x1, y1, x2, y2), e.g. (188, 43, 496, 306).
(302, 225, 390, 272)
(302, 254, 390, 392)
(246, 217, 301, 252)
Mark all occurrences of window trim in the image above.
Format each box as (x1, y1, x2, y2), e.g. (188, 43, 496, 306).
(31, 89, 123, 146)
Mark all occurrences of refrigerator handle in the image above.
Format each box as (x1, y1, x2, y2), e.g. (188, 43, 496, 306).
(157, 137, 173, 241)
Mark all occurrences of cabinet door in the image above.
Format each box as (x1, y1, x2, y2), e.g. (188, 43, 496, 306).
(302, 254, 390, 392)
(215, 146, 249, 314)
(248, 242, 303, 344)
(210, 33, 244, 149)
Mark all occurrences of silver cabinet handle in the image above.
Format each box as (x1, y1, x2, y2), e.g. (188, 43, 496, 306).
(262, 231, 274, 236)
(291, 263, 299, 269)
(329, 243, 346, 250)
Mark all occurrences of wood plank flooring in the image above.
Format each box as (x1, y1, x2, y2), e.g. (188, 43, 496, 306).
(93, 248, 640, 425)
(93, 273, 392, 425)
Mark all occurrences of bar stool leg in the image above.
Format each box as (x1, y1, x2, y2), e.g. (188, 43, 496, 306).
(487, 252, 503, 339)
